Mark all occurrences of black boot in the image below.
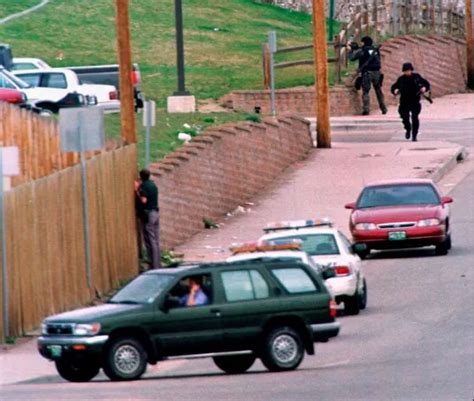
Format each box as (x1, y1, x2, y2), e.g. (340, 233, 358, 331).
(405, 130, 411, 140)
(412, 133, 418, 142)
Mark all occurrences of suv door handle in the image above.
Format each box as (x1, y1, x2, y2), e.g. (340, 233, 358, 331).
(210, 308, 221, 316)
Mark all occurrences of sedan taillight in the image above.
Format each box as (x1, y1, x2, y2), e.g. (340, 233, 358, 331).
(109, 91, 118, 100)
(334, 266, 351, 276)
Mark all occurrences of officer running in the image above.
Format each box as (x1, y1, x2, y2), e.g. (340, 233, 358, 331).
(348, 36, 387, 116)
(391, 62, 431, 142)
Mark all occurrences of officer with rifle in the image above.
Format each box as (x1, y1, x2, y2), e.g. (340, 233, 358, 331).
(391, 62, 431, 142)
(348, 36, 387, 116)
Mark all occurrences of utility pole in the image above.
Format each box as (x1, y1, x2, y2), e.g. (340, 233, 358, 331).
(174, 0, 189, 95)
(312, 0, 331, 148)
(467, 0, 474, 89)
(115, 0, 136, 144)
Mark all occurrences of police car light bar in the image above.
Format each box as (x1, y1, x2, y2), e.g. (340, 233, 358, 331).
(229, 241, 302, 255)
(263, 218, 333, 232)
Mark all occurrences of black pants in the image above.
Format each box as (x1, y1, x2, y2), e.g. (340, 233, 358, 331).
(362, 71, 386, 114)
(399, 102, 422, 138)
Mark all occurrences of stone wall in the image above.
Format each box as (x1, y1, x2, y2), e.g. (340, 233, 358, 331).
(225, 35, 467, 116)
(149, 116, 312, 249)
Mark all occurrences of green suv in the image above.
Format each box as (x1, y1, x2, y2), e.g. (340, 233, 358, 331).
(38, 260, 340, 382)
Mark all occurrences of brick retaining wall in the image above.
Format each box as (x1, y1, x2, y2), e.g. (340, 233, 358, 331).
(149, 116, 312, 249)
(226, 35, 467, 116)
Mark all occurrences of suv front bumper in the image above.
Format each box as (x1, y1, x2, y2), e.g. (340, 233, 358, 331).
(38, 335, 109, 360)
(310, 322, 341, 342)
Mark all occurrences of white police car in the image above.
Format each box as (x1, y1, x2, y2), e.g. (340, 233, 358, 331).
(258, 219, 367, 315)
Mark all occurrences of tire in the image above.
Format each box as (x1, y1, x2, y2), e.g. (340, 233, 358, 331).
(260, 326, 304, 372)
(55, 359, 100, 382)
(345, 292, 361, 315)
(435, 238, 449, 256)
(446, 234, 452, 250)
(103, 337, 148, 381)
(358, 279, 368, 310)
(213, 354, 256, 374)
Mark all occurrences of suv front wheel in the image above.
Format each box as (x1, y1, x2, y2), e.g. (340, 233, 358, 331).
(213, 354, 256, 374)
(103, 337, 148, 381)
(261, 326, 304, 372)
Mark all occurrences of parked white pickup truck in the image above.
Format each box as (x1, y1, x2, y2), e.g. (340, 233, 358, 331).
(1, 66, 88, 113)
(13, 68, 120, 111)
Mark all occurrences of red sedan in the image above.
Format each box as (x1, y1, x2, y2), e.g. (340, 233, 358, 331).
(0, 88, 25, 104)
(345, 179, 453, 258)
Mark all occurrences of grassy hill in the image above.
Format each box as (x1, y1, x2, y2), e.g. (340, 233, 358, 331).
(0, 0, 331, 103)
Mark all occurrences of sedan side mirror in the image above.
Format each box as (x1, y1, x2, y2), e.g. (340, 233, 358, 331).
(441, 196, 453, 205)
(345, 202, 356, 210)
(322, 269, 336, 280)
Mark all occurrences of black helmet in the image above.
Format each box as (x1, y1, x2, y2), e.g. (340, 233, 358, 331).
(361, 36, 373, 46)
(402, 62, 414, 72)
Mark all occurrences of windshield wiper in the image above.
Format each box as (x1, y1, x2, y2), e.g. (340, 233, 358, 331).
(108, 300, 142, 305)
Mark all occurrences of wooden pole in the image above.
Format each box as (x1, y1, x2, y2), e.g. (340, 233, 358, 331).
(312, 0, 331, 148)
(467, 0, 474, 89)
(115, 0, 136, 144)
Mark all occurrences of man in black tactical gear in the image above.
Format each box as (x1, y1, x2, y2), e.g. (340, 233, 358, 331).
(348, 36, 387, 116)
(391, 62, 431, 142)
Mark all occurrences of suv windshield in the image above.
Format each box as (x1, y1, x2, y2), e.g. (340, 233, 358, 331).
(357, 184, 440, 208)
(266, 234, 339, 256)
(110, 274, 174, 304)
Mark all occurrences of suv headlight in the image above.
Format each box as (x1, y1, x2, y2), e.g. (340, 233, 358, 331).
(355, 223, 377, 230)
(417, 218, 440, 227)
(73, 323, 101, 336)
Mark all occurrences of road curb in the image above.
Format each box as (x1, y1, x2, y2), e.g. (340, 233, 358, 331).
(427, 146, 467, 183)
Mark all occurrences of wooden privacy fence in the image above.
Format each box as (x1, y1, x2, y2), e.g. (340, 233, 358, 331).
(0, 103, 121, 187)
(0, 145, 138, 341)
(262, 0, 465, 86)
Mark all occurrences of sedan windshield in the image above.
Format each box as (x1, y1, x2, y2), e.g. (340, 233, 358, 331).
(266, 234, 339, 256)
(109, 274, 174, 304)
(357, 184, 440, 208)
(1, 69, 30, 89)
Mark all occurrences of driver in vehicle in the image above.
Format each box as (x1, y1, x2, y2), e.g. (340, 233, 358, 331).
(180, 277, 209, 306)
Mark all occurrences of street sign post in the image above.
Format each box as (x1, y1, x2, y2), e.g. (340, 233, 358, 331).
(60, 108, 104, 289)
(268, 31, 277, 116)
(0, 146, 20, 341)
(143, 100, 156, 168)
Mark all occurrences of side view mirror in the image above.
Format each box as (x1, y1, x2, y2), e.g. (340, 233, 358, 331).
(352, 243, 368, 253)
(441, 196, 453, 205)
(322, 269, 336, 280)
(345, 202, 356, 210)
(162, 295, 181, 312)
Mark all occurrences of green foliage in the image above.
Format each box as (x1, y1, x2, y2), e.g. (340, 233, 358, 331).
(245, 114, 261, 123)
(0, 0, 339, 105)
(161, 250, 184, 267)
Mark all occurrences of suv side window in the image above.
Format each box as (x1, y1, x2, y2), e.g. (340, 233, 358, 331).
(221, 270, 269, 302)
(271, 268, 318, 294)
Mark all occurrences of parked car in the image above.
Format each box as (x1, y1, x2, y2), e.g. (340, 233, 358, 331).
(38, 259, 340, 382)
(345, 178, 453, 258)
(0, 87, 25, 104)
(258, 219, 367, 315)
(13, 68, 119, 111)
(1, 66, 87, 113)
(12, 57, 143, 109)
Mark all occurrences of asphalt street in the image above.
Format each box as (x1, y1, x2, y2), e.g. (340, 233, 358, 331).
(3, 146, 474, 401)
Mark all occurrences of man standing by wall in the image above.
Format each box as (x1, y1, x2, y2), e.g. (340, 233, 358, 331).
(348, 36, 387, 116)
(135, 169, 161, 269)
(391, 62, 431, 142)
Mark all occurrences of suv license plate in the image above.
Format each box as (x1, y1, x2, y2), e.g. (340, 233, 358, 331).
(48, 345, 62, 358)
(389, 231, 406, 241)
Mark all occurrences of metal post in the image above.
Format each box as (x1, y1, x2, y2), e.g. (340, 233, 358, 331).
(174, 0, 189, 95)
(268, 31, 277, 116)
(329, 0, 336, 40)
(78, 117, 92, 289)
(0, 150, 9, 340)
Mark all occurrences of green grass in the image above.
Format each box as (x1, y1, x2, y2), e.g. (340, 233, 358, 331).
(105, 111, 260, 166)
(0, 0, 39, 19)
(0, 0, 344, 105)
